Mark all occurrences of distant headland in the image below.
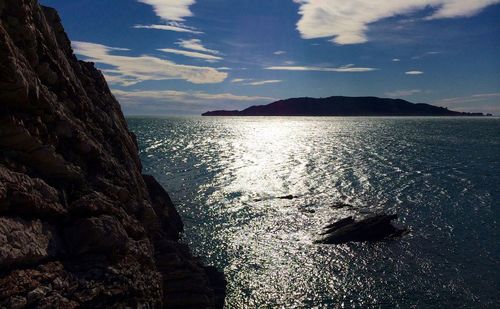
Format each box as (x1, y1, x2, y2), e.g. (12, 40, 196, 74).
(202, 96, 491, 116)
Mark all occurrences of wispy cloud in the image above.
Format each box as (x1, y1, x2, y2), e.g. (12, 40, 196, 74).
(294, 0, 500, 44)
(113, 89, 275, 115)
(436, 93, 500, 103)
(73, 41, 227, 86)
(245, 80, 282, 86)
(434, 93, 500, 114)
(265, 64, 377, 72)
(113, 89, 274, 102)
(176, 39, 219, 54)
(231, 78, 251, 83)
(392, 58, 401, 62)
(385, 89, 422, 97)
(273, 50, 287, 55)
(412, 51, 442, 60)
(231, 78, 282, 85)
(133, 23, 203, 34)
(158, 48, 222, 61)
(137, 0, 195, 22)
(405, 70, 424, 75)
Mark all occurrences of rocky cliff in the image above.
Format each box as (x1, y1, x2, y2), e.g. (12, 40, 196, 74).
(0, 0, 225, 307)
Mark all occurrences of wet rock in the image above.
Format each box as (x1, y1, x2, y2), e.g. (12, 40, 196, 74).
(277, 194, 297, 200)
(254, 194, 299, 202)
(316, 214, 406, 244)
(319, 216, 355, 235)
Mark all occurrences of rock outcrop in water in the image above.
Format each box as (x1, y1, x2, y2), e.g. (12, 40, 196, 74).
(202, 96, 487, 116)
(0, 0, 224, 307)
(316, 215, 406, 244)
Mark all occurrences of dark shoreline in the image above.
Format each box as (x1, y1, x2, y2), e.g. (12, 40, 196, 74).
(202, 96, 491, 117)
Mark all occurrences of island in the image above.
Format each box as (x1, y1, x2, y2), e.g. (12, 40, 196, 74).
(202, 96, 487, 116)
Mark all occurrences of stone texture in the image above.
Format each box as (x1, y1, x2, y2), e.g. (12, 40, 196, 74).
(0, 165, 66, 217)
(0, 217, 59, 267)
(0, 0, 225, 307)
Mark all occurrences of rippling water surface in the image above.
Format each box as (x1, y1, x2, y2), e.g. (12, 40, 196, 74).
(128, 117, 499, 308)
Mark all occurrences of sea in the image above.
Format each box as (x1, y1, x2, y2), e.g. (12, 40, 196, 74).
(127, 116, 499, 308)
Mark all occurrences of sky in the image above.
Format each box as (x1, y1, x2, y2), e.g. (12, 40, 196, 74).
(41, 0, 500, 115)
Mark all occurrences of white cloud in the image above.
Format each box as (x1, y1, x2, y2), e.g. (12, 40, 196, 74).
(386, 89, 422, 97)
(231, 78, 251, 83)
(133, 23, 203, 34)
(245, 80, 282, 86)
(273, 50, 287, 55)
(217, 67, 231, 70)
(135, 1, 201, 36)
(426, 1, 500, 19)
(392, 58, 401, 62)
(405, 70, 424, 75)
(294, 0, 500, 44)
(72, 41, 227, 86)
(176, 39, 219, 54)
(158, 48, 222, 61)
(265, 64, 377, 72)
(137, 0, 195, 21)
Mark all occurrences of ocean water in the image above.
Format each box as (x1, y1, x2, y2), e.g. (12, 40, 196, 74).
(127, 117, 500, 308)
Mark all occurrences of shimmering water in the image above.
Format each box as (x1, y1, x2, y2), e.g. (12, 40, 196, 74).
(127, 117, 499, 308)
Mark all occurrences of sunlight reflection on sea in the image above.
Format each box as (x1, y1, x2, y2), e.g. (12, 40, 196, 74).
(128, 116, 499, 308)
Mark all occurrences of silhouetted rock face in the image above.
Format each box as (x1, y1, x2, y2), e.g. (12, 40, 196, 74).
(203, 96, 485, 116)
(316, 215, 406, 244)
(0, 1, 224, 307)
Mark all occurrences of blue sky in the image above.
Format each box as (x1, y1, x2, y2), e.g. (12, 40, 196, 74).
(41, 0, 500, 115)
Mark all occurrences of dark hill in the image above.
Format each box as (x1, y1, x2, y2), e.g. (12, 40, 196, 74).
(202, 96, 485, 116)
